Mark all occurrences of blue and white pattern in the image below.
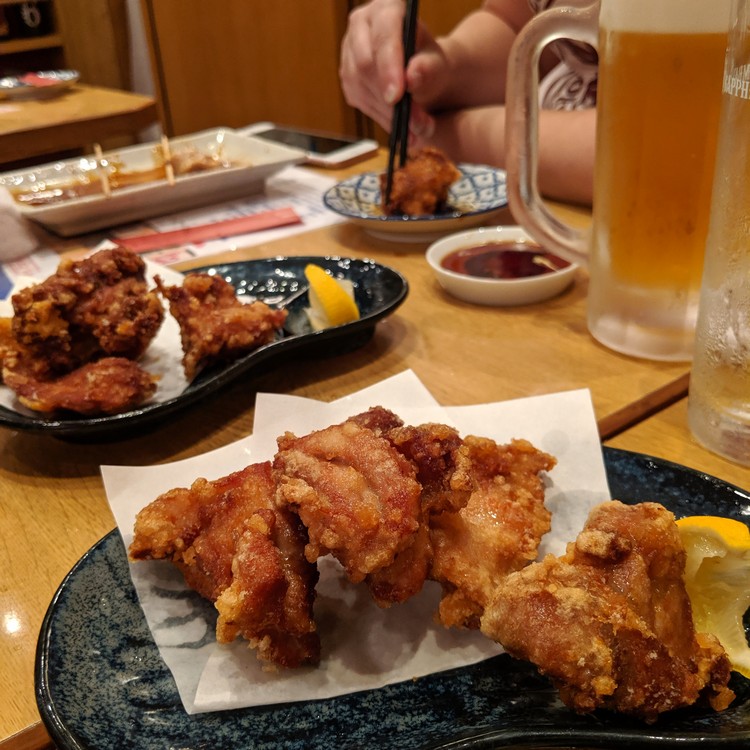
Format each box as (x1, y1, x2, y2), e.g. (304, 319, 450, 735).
(323, 165, 507, 240)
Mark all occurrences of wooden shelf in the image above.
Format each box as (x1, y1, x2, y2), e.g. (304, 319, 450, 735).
(0, 32, 62, 55)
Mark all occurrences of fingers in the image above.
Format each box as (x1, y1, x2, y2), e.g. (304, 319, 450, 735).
(340, 0, 406, 130)
(408, 103, 435, 143)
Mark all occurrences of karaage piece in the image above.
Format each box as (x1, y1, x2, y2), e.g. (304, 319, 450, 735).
(273, 418, 422, 584)
(381, 146, 461, 216)
(130, 462, 319, 669)
(480, 501, 735, 722)
(155, 273, 287, 381)
(346, 404, 405, 436)
(2, 354, 157, 415)
(0, 317, 14, 373)
(366, 421, 465, 606)
(430, 437, 556, 629)
(11, 247, 163, 377)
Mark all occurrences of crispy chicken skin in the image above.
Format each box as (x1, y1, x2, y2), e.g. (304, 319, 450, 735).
(365, 420, 465, 606)
(429, 437, 556, 629)
(0, 317, 15, 374)
(2, 355, 157, 415)
(130, 462, 319, 669)
(274, 417, 423, 583)
(128, 410, 735, 724)
(381, 146, 461, 216)
(344, 411, 556, 618)
(155, 273, 287, 381)
(480, 501, 735, 722)
(10, 247, 163, 378)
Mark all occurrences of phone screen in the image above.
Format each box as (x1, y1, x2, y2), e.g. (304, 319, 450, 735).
(255, 127, 357, 155)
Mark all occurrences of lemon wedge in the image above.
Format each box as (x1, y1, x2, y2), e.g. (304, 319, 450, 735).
(676, 515, 750, 677)
(304, 264, 360, 331)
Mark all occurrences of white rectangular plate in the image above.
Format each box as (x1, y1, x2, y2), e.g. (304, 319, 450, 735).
(0, 128, 304, 236)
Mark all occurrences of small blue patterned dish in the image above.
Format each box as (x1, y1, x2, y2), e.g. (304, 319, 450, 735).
(35, 448, 750, 750)
(323, 164, 508, 242)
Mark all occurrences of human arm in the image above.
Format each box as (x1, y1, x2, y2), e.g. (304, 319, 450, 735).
(339, 0, 535, 132)
(339, 0, 595, 205)
(418, 105, 595, 206)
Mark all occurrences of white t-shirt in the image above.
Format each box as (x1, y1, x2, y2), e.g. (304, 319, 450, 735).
(528, 0, 598, 110)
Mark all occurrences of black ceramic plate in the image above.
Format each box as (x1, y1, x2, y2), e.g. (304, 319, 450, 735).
(36, 448, 750, 750)
(0, 256, 407, 438)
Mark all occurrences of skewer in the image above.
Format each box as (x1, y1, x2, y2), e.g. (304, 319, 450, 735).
(93, 143, 112, 199)
(161, 134, 176, 187)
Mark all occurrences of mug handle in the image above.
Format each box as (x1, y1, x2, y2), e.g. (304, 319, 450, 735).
(505, 1, 599, 266)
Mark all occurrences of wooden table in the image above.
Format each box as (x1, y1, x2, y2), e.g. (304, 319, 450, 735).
(0, 84, 158, 166)
(606, 398, 749, 492)
(0, 153, 743, 750)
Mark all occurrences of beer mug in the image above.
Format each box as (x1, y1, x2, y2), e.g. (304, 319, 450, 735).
(687, 0, 750, 466)
(506, 0, 731, 361)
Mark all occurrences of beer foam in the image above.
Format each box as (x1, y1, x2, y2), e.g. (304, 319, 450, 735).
(600, 0, 731, 34)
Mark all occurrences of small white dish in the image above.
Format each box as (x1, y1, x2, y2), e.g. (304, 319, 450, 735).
(323, 164, 507, 242)
(426, 225, 578, 306)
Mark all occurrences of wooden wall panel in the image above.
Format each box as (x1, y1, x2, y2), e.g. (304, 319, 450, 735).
(55, 0, 132, 90)
(142, 0, 359, 137)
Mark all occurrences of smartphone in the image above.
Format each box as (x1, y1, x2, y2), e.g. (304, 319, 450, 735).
(239, 122, 379, 167)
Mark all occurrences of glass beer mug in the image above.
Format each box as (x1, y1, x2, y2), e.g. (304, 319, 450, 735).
(506, 0, 732, 361)
(687, 0, 750, 466)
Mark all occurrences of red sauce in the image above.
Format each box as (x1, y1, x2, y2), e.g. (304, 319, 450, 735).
(440, 242, 570, 279)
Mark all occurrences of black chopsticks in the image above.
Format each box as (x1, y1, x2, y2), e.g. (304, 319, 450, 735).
(383, 0, 420, 208)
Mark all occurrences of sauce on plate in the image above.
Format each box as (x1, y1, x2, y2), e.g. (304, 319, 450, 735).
(440, 242, 570, 279)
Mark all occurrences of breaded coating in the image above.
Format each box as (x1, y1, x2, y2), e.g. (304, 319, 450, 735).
(381, 146, 461, 216)
(0, 317, 15, 375)
(2, 354, 157, 414)
(156, 273, 287, 381)
(130, 462, 319, 669)
(480, 501, 735, 722)
(430, 437, 556, 629)
(366, 421, 465, 607)
(11, 247, 163, 377)
(274, 419, 423, 583)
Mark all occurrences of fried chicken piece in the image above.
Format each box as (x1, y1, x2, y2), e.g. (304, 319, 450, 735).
(347, 404, 405, 436)
(366, 421, 465, 606)
(130, 462, 319, 669)
(2, 354, 157, 415)
(273, 418, 422, 584)
(155, 273, 287, 381)
(381, 146, 461, 216)
(430, 437, 556, 629)
(480, 501, 735, 722)
(0, 317, 14, 374)
(11, 247, 163, 377)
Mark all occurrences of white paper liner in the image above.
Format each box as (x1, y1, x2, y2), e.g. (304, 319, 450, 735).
(0, 247, 189, 414)
(101, 370, 611, 714)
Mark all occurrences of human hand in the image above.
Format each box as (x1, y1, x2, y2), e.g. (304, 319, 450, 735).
(339, 0, 445, 139)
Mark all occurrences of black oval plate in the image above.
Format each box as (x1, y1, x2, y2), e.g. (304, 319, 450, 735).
(35, 448, 750, 750)
(0, 256, 408, 438)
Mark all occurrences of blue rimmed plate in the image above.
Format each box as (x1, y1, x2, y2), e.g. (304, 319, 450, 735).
(0, 256, 407, 438)
(35, 448, 750, 749)
(323, 164, 508, 242)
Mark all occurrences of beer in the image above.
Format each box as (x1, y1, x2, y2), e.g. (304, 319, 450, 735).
(587, 0, 731, 360)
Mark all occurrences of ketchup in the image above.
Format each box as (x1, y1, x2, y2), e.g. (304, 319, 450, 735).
(440, 242, 570, 279)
